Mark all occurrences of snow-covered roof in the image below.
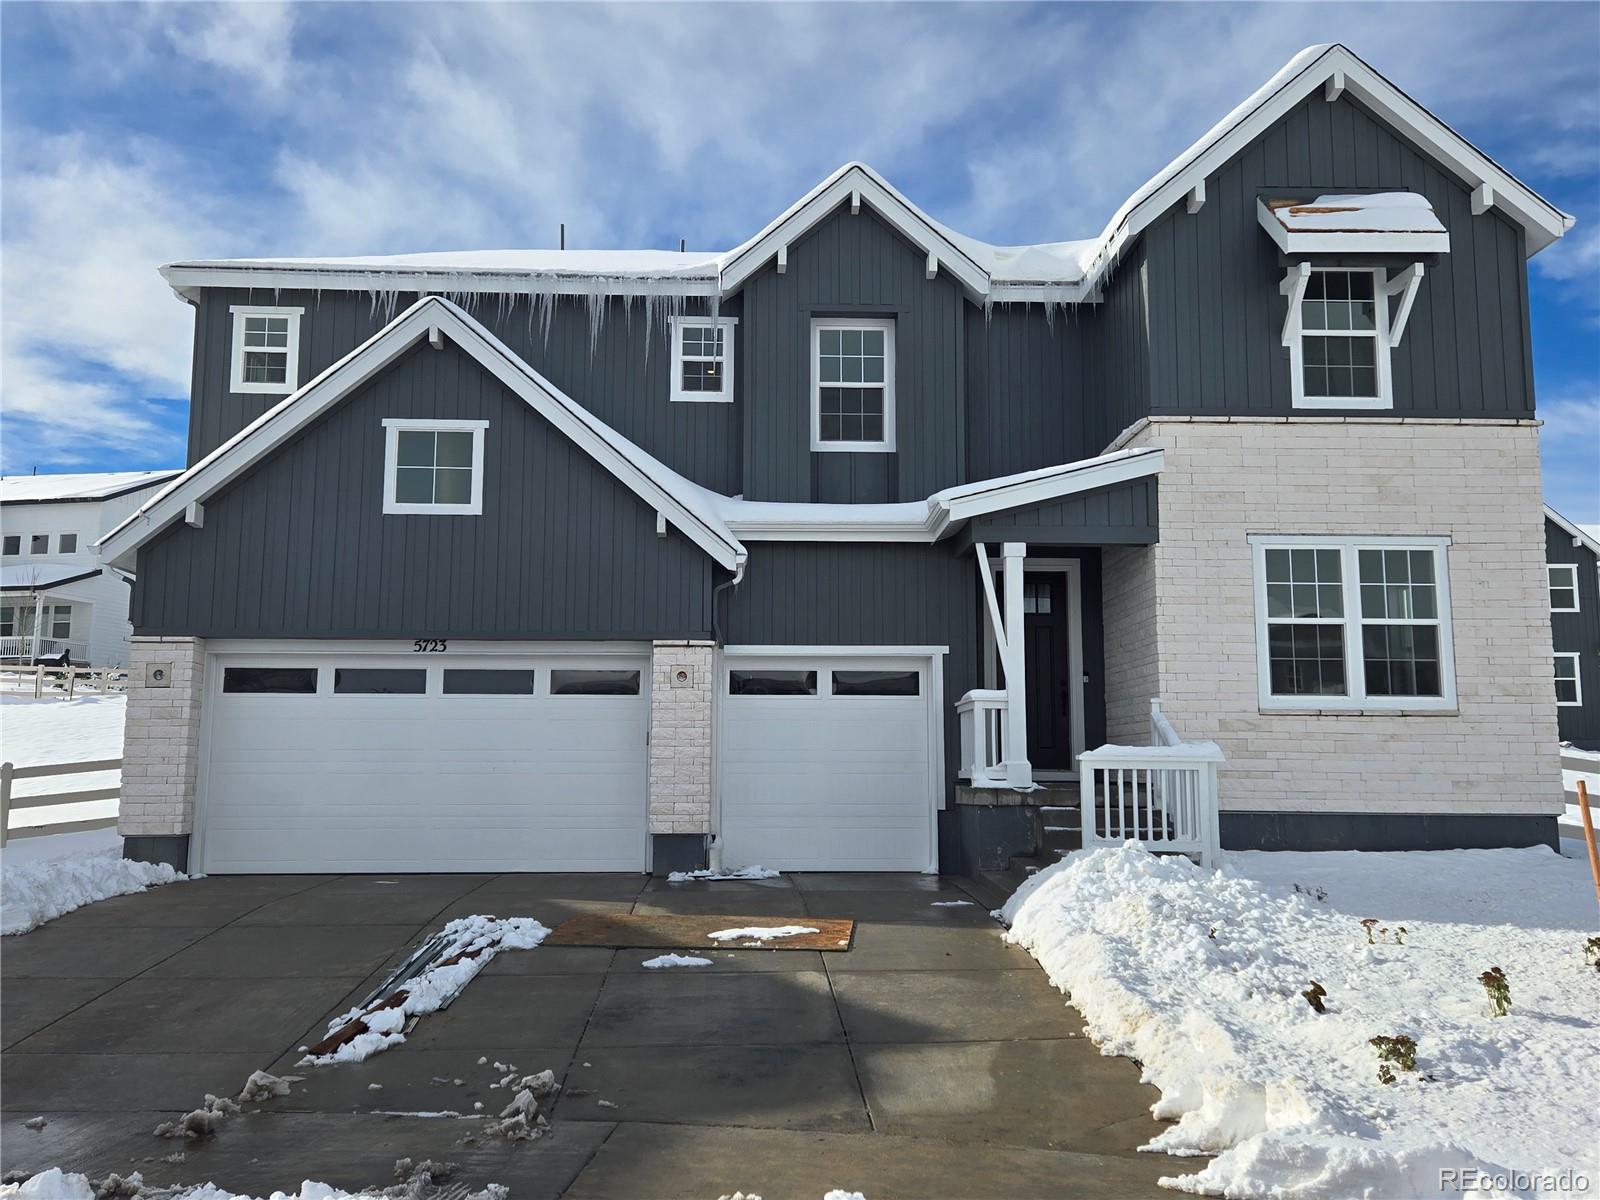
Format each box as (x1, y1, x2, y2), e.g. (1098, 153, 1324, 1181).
(0, 562, 102, 592)
(1545, 505, 1600, 557)
(1258, 193, 1451, 255)
(157, 44, 1572, 308)
(98, 295, 1165, 569)
(0, 470, 181, 505)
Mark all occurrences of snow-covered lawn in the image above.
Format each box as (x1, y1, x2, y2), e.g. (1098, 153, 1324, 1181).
(1, 826, 181, 935)
(0, 692, 126, 831)
(1001, 844, 1599, 1199)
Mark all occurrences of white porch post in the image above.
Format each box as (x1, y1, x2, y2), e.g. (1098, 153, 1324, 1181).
(1000, 542, 1032, 789)
(28, 594, 43, 661)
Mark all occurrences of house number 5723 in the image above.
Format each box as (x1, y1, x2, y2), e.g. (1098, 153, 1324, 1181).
(413, 639, 448, 653)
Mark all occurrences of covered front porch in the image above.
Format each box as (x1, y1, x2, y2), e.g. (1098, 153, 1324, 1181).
(947, 480, 1222, 871)
(0, 563, 99, 664)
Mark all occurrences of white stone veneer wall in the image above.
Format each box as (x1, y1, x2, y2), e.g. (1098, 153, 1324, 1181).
(1102, 417, 1563, 816)
(119, 636, 206, 837)
(648, 640, 714, 834)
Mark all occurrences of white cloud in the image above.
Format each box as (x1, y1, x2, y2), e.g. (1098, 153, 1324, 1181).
(1, 2, 1596, 472)
(1538, 390, 1600, 522)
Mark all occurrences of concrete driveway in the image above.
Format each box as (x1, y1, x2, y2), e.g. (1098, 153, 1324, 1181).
(1, 871, 1198, 1198)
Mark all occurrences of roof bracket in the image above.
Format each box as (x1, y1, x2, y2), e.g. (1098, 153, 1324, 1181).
(1186, 181, 1206, 214)
(185, 502, 204, 530)
(776, 244, 788, 275)
(1383, 263, 1425, 347)
(850, 187, 861, 215)
(926, 251, 939, 280)
(1324, 69, 1345, 102)
(656, 511, 668, 538)
(1279, 261, 1312, 347)
(428, 323, 444, 350)
(1472, 183, 1494, 216)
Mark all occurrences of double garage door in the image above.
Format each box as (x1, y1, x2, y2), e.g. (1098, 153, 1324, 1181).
(199, 646, 937, 874)
(200, 649, 650, 873)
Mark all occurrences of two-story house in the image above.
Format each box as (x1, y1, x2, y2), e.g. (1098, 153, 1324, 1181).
(98, 44, 1575, 876)
(1, 470, 180, 667)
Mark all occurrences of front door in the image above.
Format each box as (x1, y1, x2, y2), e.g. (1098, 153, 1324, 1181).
(1023, 575, 1074, 771)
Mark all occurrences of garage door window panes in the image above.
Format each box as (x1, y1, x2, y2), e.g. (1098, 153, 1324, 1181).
(832, 669, 920, 697)
(334, 668, 426, 695)
(223, 667, 318, 694)
(551, 669, 641, 696)
(729, 669, 818, 696)
(443, 669, 536, 695)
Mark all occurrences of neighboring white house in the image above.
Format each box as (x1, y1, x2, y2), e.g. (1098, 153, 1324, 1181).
(0, 471, 181, 667)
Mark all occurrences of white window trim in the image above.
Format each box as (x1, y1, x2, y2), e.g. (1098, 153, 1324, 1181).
(1285, 267, 1393, 411)
(381, 418, 489, 516)
(230, 305, 304, 395)
(1554, 653, 1582, 707)
(810, 317, 896, 453)
(1549, 563, 1581, 613)
(1250, 534, 1457, 713)
(668, 316, 737, 404)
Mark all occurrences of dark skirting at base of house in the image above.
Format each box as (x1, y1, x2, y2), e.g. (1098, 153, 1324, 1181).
(651, 833, 709, 876)
(123, 834, 190, 872)
(1219, 811, 1559, 852)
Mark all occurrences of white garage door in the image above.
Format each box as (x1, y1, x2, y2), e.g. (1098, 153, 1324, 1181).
(718, 653, 938, 872)
(200, 647, 648, 873)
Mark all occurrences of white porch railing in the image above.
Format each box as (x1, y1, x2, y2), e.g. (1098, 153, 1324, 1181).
(0, 636, 86, 662)
(956, 689, 1009, 788)
(1080, 699, 1222, 868)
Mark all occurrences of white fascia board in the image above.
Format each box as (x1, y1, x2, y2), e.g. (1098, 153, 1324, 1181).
(719, 165, 990, 298)
(1084, 45, 1570, 297)
(931, 447, 1164, 532)
(1256, 198, 1451, 256)
(725, 510, 940, 542)
(97, 296, 746, 573)
(159, 264, 722, 304)
(1545, 504, 1600, 557)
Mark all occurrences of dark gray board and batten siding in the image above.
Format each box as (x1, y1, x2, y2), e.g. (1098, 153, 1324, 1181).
(187, 289, 743, 495)
(1141, 90, 1535, 418)
(135, 341, 717, 640)
(739, 204, 968, 504)
(1547, 518, 1600, 749)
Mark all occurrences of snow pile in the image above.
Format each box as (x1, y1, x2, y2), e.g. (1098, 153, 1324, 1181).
(301, 916, 548, 1066)
(641, 953, 714, 968)
(666, 865, 781, 882)
(2, 831, 182, 935)
(706, 925, 819, 943)
(999, 844, 1599, 1198)
(0, 1167, 511, 1199)
(153, 1094, 241, 1142)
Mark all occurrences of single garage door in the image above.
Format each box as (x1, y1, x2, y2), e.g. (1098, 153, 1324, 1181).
(718, 653, 938, 871)
(200, 649, 648, 873)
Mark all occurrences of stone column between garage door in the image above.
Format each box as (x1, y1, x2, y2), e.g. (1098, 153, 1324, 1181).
(118, 636, 205, 871)
(648, 640, 713, 872)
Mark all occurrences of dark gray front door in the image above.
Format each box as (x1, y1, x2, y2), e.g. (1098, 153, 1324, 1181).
(1023, 575, 1074, 771)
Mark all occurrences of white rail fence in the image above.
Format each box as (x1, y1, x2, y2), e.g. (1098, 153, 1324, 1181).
(0, 665, 128, 699)
(1080, 699, 1222, 868)
(0, 758, 122, 846)
(956, 689, 1009, 788)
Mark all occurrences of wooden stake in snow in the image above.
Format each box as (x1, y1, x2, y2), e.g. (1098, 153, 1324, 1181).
(1577, 780, 1600, 909)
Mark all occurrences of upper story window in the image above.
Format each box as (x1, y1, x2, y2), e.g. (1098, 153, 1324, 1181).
(230, 305, 303, 395)
(1251, 535, 1456, 712)
(29, 534, 48, 555)
(381, 419, 488, 516)
(1287, 269, 1392, 411)
(670, 318, 736, 403)
(58, 533, 78, 554)
(1554, 654, 1582, 707)
(1549, 564, 1580, 613)
(812, 318, 895, 452)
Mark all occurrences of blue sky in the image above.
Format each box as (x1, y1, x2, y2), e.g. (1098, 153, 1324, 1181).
(2, 2, 1596, 518)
